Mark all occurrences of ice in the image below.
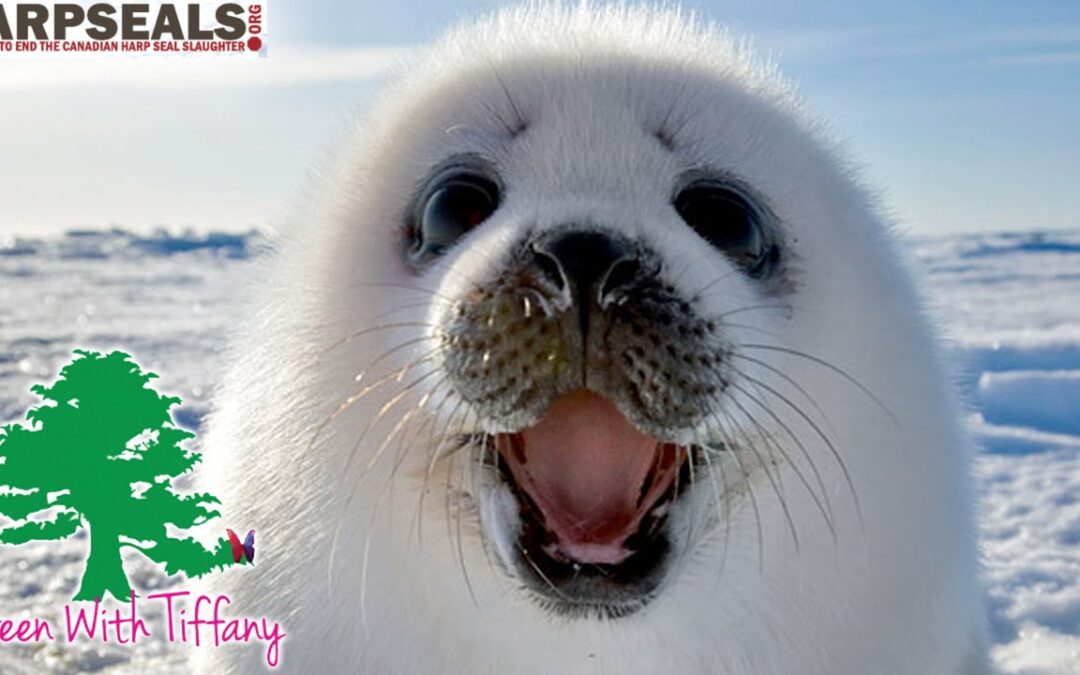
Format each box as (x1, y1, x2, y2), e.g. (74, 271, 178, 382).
(978, 371, 1080, 437)
(915, 229, 1080, 673)
(1, 227, 1078, 673)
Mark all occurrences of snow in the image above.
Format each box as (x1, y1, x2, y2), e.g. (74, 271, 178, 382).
(979, 371, 1080, 438)
(919, 229, 1080, 673)
(1, 227, 1079, 673)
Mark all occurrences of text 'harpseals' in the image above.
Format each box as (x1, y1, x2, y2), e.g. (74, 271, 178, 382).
(0, 2, 267, 55)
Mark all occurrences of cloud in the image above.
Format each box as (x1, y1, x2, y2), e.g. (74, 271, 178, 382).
(0, 45, 413, 90)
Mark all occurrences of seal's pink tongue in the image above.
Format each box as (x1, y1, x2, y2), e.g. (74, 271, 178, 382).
(497, 390, 683, 564)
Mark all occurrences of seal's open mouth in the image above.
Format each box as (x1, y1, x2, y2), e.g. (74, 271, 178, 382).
(497, 389, 687, 564)
(492, 390, 691, 612)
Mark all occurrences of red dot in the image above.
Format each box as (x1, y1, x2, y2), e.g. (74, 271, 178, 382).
(247, 36, 263, 52)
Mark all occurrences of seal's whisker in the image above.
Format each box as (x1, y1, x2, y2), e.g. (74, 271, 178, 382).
(668, 447, 707, 575)
(727, 374, 837, 525)
(694, 403, 740, 580)
(702, 386, 785, 507)
(717, 320, 786, 341)
(685, 441, 697, 492)
(458, 439, 481, 608)
(358, 507, 377, 633)
(320, 321, 441, 357)
(658, 89, 699, 148)
(728, 352, 839, 438)
(362, 339, 444, 378)
(415, 397, 472, 549)
(414, 410, 466, 548)
(701, 441, 734, 581)
(518, 543, 573, 603)
(354, 379, 458, 629)
(341, 361, 467, 578)
(716, 410, 765, 570)
(710, 303, 792, 320)
(348, 281, 459, 304)
(703, 405, 765, 564)
(443, 248, 503, 281)
(726, 381, 836, 543)
(735, 369, 861, 521)
(310, 355, 438, 454)
(367, 381, 445, 482)
(473, 431, 504, 580)
(330, 375, 446, 602)
(667, 258, 697, 288)
(330, 364, 444, 576)
(340, 368, 444, 485)
(646, 74, 694, 152)
(446, 419, 480, 608)
(486, 59, 529, 135)
(693, 268, 739, 299)
(714, 395, 800, 551)
(322, 301, 447, 357)
(393, 381, 459, 542)
(738, 343, 899, 427)
(672, 439, 683, 504)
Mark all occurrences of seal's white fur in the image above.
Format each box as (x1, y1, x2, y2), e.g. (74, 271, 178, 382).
(197, 5, 992, 673)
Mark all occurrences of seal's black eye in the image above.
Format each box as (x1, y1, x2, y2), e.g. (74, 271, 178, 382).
(674, 183, 774, 277)
(410, 174, 499, 262)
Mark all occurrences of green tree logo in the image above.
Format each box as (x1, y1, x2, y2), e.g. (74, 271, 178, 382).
(0, 350, 242, 602)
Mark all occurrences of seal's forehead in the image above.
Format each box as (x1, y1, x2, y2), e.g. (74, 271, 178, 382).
(368, 4, 799, 161)
(370, 53, 815, 217)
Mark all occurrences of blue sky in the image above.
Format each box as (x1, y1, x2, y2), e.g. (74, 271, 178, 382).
(1, 0, 1078, 235)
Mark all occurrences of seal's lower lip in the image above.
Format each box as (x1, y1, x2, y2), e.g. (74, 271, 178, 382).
(495, 389, 687, 565)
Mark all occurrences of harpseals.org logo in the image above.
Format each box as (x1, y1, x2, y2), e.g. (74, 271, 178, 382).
(0, 1, 267, 55)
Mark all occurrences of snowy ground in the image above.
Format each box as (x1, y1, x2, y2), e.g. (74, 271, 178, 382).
(917, 230, 1080, 674)
(1, 228, 1078, 673)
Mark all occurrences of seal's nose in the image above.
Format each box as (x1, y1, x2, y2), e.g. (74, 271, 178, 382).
(531, 229, 641, 307)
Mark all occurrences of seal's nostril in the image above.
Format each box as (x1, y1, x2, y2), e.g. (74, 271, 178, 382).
(600, 257, 642, 304)
(531, 245, 566, 290)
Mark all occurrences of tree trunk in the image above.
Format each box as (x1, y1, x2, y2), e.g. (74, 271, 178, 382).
(74, 522, 132, 602)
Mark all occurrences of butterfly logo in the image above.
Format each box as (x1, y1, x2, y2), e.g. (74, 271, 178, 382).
(227, 528, 255, 564)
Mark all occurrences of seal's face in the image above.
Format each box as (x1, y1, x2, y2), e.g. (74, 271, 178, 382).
(362, 56, 818, 619)
(412, 168, 786, 616)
